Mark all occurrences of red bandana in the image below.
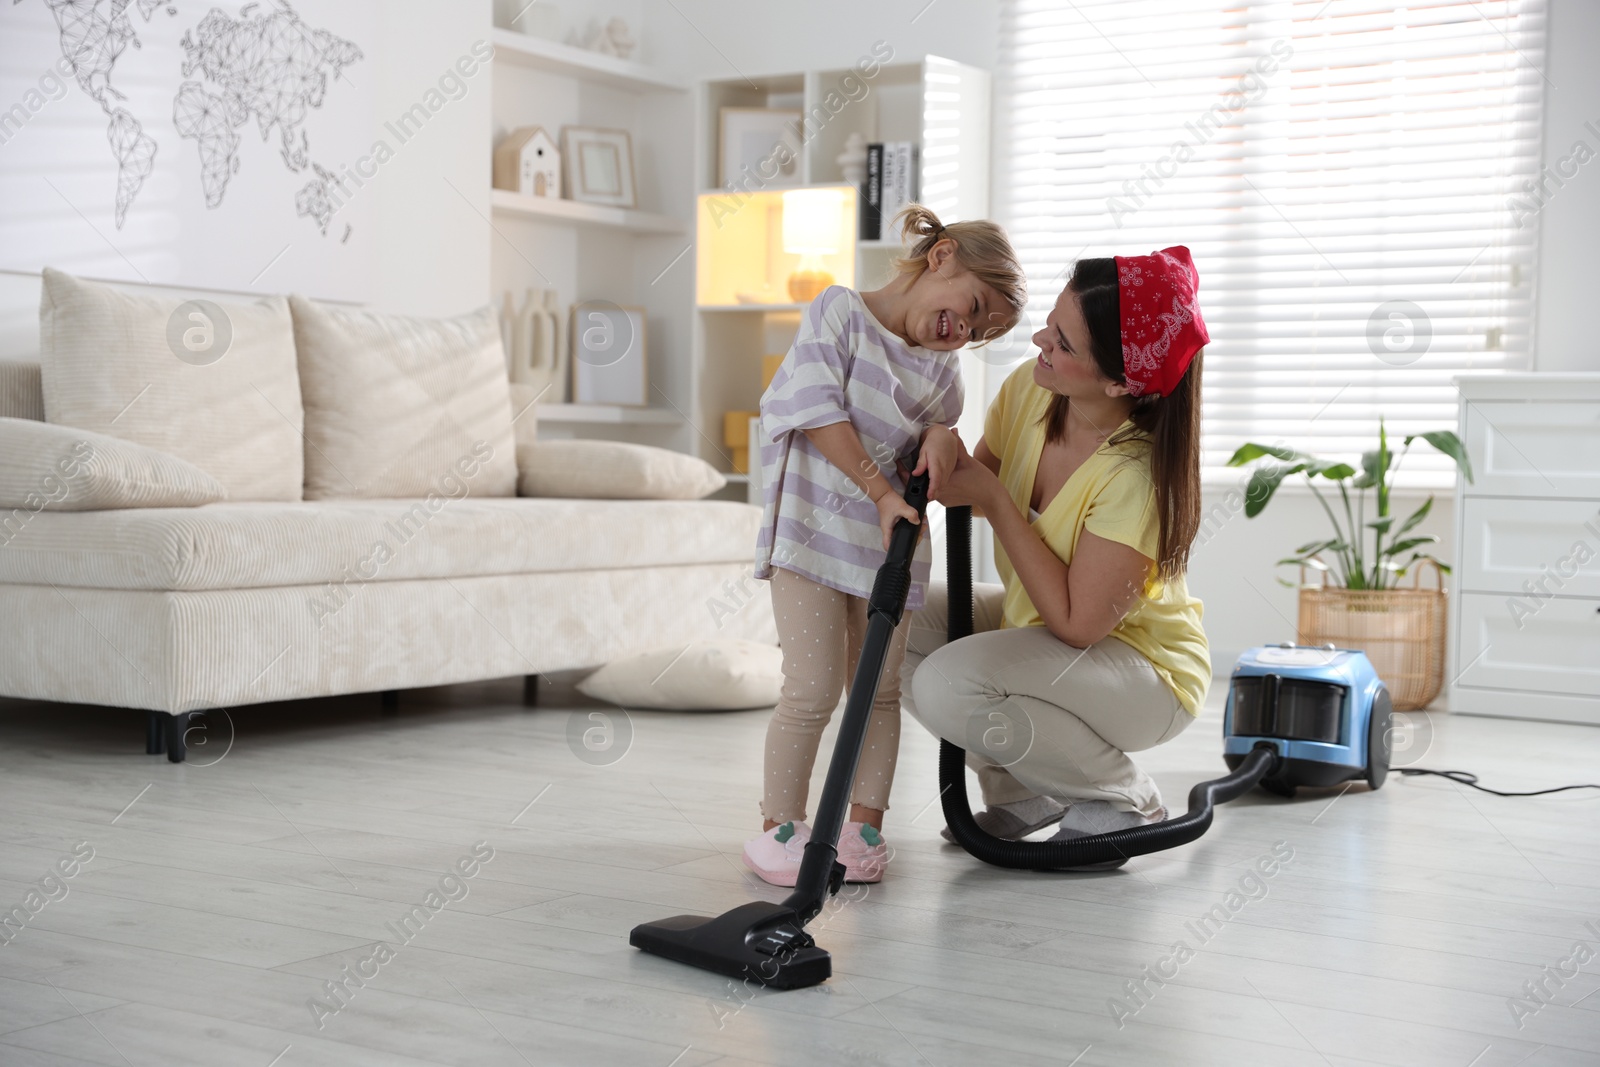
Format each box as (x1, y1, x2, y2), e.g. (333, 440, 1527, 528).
(1113, 246, 1209, 398)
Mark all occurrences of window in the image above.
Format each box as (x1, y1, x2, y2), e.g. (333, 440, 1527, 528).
(995, 0, 1547, 486)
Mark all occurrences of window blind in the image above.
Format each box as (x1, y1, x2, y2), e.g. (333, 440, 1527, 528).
(994, 0, 1547, 486)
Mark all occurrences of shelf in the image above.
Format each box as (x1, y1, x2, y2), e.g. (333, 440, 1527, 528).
(699, 303, 809, 313)
(489, 29, 687, 92)
(536, 403, 681, 424)
(491, 189, 684, 234)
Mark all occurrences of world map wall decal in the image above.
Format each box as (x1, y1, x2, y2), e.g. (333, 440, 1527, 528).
(24, 0, 364, 237)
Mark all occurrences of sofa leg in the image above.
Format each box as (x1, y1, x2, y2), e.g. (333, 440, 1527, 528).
(146, 710, 167, 755)
(165, 712, 195, 763)
(380, 690, 399, 716)
(523, 674, 538, 708)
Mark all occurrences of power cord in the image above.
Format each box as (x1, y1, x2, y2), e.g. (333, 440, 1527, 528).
(1398, 767, 1600, 797)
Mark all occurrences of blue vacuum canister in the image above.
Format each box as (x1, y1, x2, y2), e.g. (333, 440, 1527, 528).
(1223, 644, 1393, 797)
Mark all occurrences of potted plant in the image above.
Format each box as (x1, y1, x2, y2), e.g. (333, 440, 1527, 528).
(1226, 420, 1474, 710)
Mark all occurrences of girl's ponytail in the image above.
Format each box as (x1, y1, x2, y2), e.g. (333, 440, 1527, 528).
(888, 206, 1027, 337)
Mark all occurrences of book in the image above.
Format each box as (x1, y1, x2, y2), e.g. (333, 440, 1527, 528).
(860, 143, 883, 241)
(878, 141, 921, 242)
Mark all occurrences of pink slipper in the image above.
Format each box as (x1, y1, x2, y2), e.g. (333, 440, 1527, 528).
(743, 820, 811, 886)
(838, 821, 889, 883)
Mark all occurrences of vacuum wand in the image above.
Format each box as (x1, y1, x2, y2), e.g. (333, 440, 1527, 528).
(783, 470, 930, 924)
(628, 470, 931, 990)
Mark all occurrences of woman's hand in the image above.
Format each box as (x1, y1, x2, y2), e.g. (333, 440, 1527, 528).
(912, 425, 960, 498)
(928, 442, 1006, 512)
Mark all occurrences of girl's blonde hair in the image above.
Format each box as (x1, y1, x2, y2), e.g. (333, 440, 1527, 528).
(890, 205, 1027, 343)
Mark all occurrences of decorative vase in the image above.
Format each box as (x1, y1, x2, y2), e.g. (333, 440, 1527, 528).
(514, 289, 545, 390)
(838, 132, 868, 186)
(541, 290, 569, 403)
(500, 291, 517, 373)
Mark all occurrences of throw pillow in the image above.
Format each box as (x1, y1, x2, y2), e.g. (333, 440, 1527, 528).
(0, 361, 43, 421)
(517, 440, 726, 499)
(577, 640, 783, 710)
(289, 296, 518, 499)
(38, 268, 303, 501)
(0, 417, 225, 512)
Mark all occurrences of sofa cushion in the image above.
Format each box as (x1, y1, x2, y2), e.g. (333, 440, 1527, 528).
(0, 418, 225, 515)
(0, 361, 43, 421)
(38, 268, 304, 501)
(0, 497, 763, 592)
(518, 440, 725, 500)
(289, 296, 518, 500)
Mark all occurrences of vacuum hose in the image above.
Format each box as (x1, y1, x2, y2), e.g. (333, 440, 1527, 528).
(936, 506, 1279, 870)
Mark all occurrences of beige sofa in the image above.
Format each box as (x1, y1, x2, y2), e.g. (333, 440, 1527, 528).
(0, 319, 775, 761)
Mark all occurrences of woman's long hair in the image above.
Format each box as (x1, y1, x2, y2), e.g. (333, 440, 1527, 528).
(1037, 258, 1202, 580)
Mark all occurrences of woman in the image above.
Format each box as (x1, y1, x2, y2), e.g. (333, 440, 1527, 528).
(899, 247, 1212, 868)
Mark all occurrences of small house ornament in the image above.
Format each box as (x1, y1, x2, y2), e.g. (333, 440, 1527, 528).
(494, 126, 561, 198)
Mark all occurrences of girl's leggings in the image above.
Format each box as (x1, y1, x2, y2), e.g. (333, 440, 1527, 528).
(761, 567, 912, 824)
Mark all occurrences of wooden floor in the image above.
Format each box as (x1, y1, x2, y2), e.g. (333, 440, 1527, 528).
(1, 678, 1597, 1067)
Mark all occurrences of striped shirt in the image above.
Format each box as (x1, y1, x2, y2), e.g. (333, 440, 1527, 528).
(754, 286, 964, 610)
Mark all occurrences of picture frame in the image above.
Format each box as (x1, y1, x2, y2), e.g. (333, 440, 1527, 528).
(560, 126, 636, 208)
(570, 301, 648, 406)
(719, 107, 803, 188)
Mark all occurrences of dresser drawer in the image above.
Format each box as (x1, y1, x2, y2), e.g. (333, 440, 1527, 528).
(1460, 498, 1600, 598)
(1456, 592, 1600, 698)
(1462, 401, 1600, 499)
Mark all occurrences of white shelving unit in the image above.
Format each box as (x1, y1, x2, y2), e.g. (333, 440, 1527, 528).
(487, 21, 694, 445)
(490, 189, 684, 234)
(489, 29, 687, 92)
(688, 56, 993, 504)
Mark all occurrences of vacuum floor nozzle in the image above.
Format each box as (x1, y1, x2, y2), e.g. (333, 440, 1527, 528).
(629, 901, 831, 989)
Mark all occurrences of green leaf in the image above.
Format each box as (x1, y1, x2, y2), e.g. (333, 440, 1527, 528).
(1405, 552, 1453, 576)
(1377, 419, 1391, 517)
(1390, 496, 1434, 540)
(1366, 516, 1396, 534)
(1314, 462, 1357, 480)
(1227, 442, 1306, 467)
(1405, 431, 1475, 484)
(1293, 537, 1346, 555)
(1385, 535, 1439, 556)
(1242, 463, 1305, 517)
(1351, 448, 1392, 489)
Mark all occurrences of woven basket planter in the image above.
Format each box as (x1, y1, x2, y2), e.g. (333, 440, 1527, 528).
(1296, 561, 1446, 711)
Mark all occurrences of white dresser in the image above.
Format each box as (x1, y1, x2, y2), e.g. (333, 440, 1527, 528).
(1451, 373, 1600, 725)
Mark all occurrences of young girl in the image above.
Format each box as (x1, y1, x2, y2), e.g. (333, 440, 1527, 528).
(746, 205, 1027, 886)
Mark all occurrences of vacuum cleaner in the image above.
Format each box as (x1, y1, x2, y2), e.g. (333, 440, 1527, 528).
(630, 475, 1394, 988)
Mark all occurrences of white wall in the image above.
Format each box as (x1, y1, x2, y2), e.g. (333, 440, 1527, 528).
(0, 0, 491, 360)
(370, 0, 493, 318)
(1533, 0, 1600, 373)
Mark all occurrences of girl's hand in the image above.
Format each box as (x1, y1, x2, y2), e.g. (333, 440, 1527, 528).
(930, 445, 1005, 510)
(912, 425, 961, 498)
(873, 487, 919, 550)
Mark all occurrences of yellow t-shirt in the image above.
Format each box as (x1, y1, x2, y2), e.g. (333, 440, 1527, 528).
(982, 362, 1211, 716)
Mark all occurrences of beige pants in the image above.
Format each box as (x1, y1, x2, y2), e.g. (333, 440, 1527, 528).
(761, 567, 912, 823)
(900, 581, 1192, 818)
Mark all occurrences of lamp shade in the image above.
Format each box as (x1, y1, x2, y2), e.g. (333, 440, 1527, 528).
(782, 189, 843, 256)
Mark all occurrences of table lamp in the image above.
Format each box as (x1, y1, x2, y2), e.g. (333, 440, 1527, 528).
(782, 188, 843, 303)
